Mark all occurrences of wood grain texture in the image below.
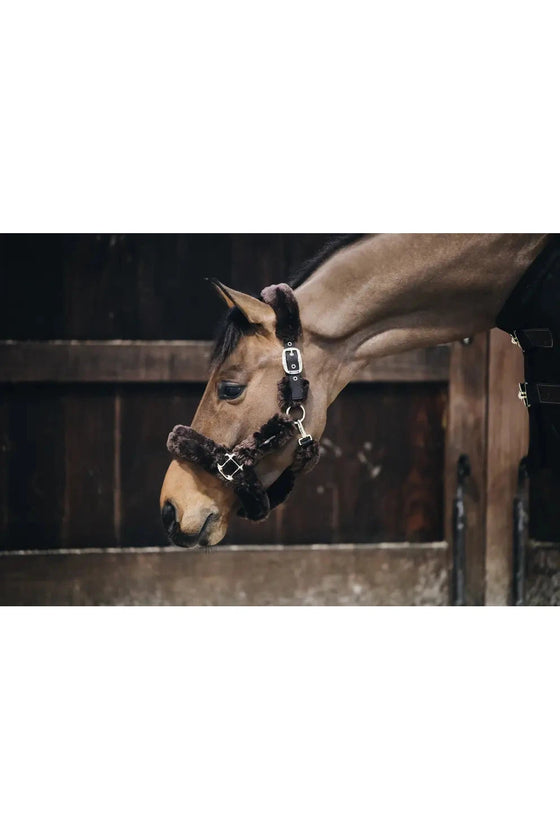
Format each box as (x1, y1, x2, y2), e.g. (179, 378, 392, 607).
(62, 234, 232, 340)
(61, 389, 116, 548)
(0, 543, 448, 606)
(0, 341, 450, 383)
(0, 234, 66, 340)
(0, 398, 9, 545)
(485, 329, 528, 605)
(1, 386, 66, 550)
(226, 383, 446, 545)
(445, 334, 489, 605)
(1, 382, 446, 551)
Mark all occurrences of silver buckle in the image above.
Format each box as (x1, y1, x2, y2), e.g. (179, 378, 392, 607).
(217, 453, 243, 481)
(511, 332, 520, 347)
(518, 383, 530, 408)
(282, 347, 303, 375)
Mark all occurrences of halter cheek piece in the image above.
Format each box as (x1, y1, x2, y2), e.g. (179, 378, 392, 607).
(166, 283, 320, 521)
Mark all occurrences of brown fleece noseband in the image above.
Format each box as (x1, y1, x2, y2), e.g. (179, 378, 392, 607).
(166, 283, 320, 521)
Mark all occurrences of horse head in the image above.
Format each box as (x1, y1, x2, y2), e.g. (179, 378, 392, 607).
(159, 281, 328, 547)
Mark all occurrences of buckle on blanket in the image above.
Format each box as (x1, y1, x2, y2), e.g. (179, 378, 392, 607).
(217, 453, 243, 481)
(518, 383, 531, 408)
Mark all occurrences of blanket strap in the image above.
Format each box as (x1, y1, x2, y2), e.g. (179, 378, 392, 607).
(518, 382, 560, 408)
(511, 328, 553, 351)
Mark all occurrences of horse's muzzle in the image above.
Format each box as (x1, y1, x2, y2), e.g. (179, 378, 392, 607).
(162, 501, 218, 548)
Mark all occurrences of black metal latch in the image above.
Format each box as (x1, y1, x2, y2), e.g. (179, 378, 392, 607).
(452, 454, 471, 606)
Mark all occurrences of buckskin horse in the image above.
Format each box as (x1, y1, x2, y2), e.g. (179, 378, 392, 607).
(160, 233, 559, 548)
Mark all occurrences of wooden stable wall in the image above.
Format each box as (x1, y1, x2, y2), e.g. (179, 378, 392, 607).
(446, 329, 560, 605)
(0, 234, 558, 605)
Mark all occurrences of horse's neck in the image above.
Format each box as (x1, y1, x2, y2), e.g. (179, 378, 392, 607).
(296, 233, 548, 402)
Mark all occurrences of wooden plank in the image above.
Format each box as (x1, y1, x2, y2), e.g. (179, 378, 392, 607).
(230, 234, 287, 295)
(0, 543, 448, 606)
(401, 385, 447, 540)
(355, 345, 449, 382)
(445, 334, 489, 605)
(0, 396, 9, 546)
(0, 341, 450, 384)
(0, 341, 212, 383)
(61, 389, 116, 548)
(1, 386, 66, 550)
(484, 328, 528, 605)
(227, 383, 446, 545)
(61, 234, 233, 341)
(0, 234, 66, 340)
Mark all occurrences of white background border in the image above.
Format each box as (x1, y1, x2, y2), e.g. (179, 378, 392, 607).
(1, 2, 559, 838)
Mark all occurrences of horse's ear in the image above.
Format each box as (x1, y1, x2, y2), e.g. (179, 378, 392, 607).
(211, 280, 275, 330)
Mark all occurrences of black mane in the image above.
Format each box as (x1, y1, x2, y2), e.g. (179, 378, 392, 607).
(288, 234, 365, 289)
(210, 234, 365, 368)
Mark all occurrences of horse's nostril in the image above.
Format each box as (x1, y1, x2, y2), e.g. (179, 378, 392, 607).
(161, 500, 177, 531)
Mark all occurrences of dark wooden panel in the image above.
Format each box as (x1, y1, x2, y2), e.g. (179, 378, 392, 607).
(0, 234, 66, 340)
(401, 386, 447, 539)
(1, 385, 119, 550)
(0, 234, 354, 343)
(0, 341, 450, 383)
(0, 397, 9, 544)
(63, 234, 233, 340)
(229, 383, 447, 545)
(63, 234, 130, 339)
(1, 381, 447, 550)
(0, 543, 448, 606)
(60, 388, 116, 547)
(1, 385, 66, 550)
(0, 234, 233, 342)
(230, 234, 287, 295)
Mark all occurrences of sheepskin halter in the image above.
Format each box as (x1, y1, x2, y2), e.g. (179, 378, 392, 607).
(166, 283, 320, 521)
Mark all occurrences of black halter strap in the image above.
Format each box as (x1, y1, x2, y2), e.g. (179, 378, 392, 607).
(166, 283, 320, 520)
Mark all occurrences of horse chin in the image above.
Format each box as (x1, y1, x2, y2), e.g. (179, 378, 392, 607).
(199, 515, 228, 547)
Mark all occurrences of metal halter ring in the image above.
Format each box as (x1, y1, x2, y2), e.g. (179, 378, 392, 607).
(286, 405, 305, 422)
(286, 405, 312, 447)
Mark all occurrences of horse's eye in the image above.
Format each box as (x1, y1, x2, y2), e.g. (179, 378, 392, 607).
(217, 381, 246, 400)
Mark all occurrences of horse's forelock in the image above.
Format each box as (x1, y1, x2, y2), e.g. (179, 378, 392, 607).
(210, 306, 258, 369)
